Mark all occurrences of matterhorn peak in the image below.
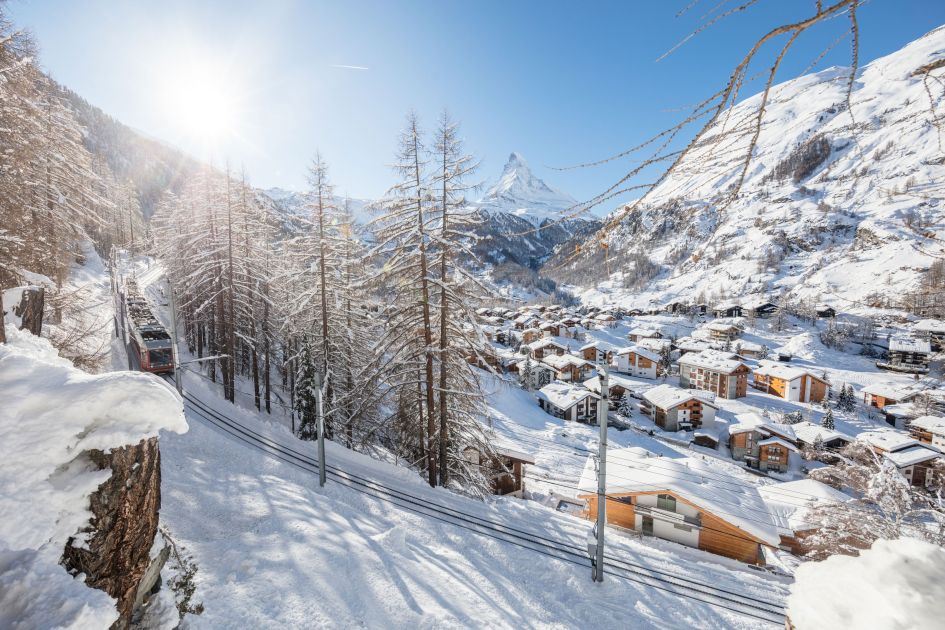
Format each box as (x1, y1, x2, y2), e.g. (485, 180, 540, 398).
(475, 150, 580, 226)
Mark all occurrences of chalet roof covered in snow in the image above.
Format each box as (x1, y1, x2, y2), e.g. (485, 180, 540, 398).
(527, 337, 568, 352)
(706, 321, 740, 332)
(910, 415, 945, 435)
(861, 430, 920, 453)
(861, 382, 918, 401)
(791, 421, 853, 445)
(757, 437, 799, 452)
(889, 335, 931, 353)
(677, 349, 748, 374)
(913, 319, 945, 333)
(541, 353, 592, 370)
(753, 361, 825, 382)
(627, 327, 660, 338)
(759, 479, 852, 534)
(576, 448, 781, 546)
(582, 372, 641, 394)
(615, 345, 661, 362)
(729, 413, 797, 442)
(643, 383, 717, 411)
(536, 382, 599, 410)
(883, 444, 941, 468)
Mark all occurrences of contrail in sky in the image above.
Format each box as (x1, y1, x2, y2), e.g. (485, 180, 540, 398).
(331, 64, 369, 71)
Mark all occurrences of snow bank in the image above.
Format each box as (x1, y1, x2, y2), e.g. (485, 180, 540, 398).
(0, 327, 187, 629)
(787, 538, 945, 630)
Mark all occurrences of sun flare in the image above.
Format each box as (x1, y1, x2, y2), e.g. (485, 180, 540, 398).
(159, 60, 239, 144)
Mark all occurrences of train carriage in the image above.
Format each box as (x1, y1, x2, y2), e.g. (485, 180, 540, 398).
(118, 279, 175, 374)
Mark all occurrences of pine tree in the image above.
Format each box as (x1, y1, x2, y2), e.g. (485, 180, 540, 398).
(295, 338, 320, 441)
(821, 407, 835, 430)
(520, 355, 533, 390)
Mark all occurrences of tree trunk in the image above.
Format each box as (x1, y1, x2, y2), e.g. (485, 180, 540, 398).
(15, 286, 45, 336)
(437, 146, 449, 487)
(61, 437, 165, 629)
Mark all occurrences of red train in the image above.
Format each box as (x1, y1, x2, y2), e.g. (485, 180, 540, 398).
(118, 279, 175, 374)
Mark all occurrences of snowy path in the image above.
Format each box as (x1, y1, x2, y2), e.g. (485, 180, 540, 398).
(157, 374, 790, 628)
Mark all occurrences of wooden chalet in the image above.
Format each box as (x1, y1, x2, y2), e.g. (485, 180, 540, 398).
(862, 383, 917, 411)
(627, 327, 662, 343)
(751, 363, 829, 403)
(877, 336, 931, 374)
(640, 384, 718, 432)
(705, 322, 741, 343)
(577, 449, 781, 565)
(541, 354, 595, 383)
(862, 430, 942, 487)
(712, 303, 743, 318)
(815, 305, 836, 318)
(537, 382, 599, 423)
(909, 415, 945, 449)
(464, 443, 536, 498)
(526, 337, 568, 360)
(614, 345, 659, 379)
(728, 414, 798, 473)
(759, 479, 853, 557)
(913, 319, 945, 351)
(791, 421, 853, 450)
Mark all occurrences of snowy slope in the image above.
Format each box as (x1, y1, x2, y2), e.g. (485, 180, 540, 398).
(562, 25, 945, 312)
(160, 373, 792, 629)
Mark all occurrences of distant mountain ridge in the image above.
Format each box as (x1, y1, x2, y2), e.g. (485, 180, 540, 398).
(554, 25, 945, 313)
(473, 152, 581, 226)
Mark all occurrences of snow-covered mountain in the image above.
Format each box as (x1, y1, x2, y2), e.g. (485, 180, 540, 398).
(474, 152, 580, 226)
(262, 187, 374, 226)
(556, 25, 945, 313)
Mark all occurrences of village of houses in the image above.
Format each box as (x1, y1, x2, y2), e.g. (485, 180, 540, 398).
(469, 298, 945, 570)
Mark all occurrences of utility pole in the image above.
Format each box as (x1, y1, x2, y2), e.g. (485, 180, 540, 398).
(168, 279, 182, 395)
(593, 363, 609, 582)
(314, 372, 327, 487)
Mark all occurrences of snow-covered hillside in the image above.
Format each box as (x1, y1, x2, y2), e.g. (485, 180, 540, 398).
(562, 25, 945, 312)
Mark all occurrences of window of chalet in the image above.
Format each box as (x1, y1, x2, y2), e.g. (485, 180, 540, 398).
(657, 494, 676, 512)
(766, 446, 782, 457)
(612, 496, 633, 505)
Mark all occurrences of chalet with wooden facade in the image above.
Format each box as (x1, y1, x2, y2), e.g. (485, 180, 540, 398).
(627, 327, 662, 343)
(913, 319, 945, 351)
(863, 430, 942, 487)
(705, 322, 742, 343)
(577, 448, 781, 565)
(728, 414, 798, 473)
(526, 338, 568, 361)
(614, 345, 659, 379)
(909, 415, 945, 449)
(712, 303, 743, 318)
(537, 382, 599, 423)
(878, 336, 931, 374)
(678, 350, 751, 399)
(541, 354, 595, 383)
(640, 384, 718, 432)
(752, 363, 829, 403)
(862, 383, 917, 411)
(464, 442, 536, 498)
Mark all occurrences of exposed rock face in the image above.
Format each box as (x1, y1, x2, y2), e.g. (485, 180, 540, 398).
(62, 437, 163, 629)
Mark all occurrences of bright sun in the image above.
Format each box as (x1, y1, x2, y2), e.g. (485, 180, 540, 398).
(160, 61, 239, 144)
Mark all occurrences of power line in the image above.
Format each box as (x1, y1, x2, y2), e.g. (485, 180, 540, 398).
(179, 390, 787, 623)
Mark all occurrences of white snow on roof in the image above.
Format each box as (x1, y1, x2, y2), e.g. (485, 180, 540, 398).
(616, 344, 661, 362)
(576, 448, 781, 546)
(643, 383, 718, 411)
(861, 382, 917, 401)
(861, 430, 919, 453)
(582, 372, 640, 394)
(541, 354, 592, 370)
(791, 421, 853, 445)
(910, 415, 945, 435)
(757, 437, 799, 452)
(913, 319, 945, 333)
(753, 361, 824, 382)
(883, 445, 941, 468)
(536, 382, 598, 410)
(706, 321, 740, 332)
(527, 337, 568, 351)
(889, 335, 931, 353)
(678, 350, 748, 374)
(628, 327, 660, 337)
(759, 479, 851, 534)
(729, 413, 797, 442)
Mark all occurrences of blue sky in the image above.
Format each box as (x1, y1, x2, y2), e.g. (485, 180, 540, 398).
(8, 0, 945, 208)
